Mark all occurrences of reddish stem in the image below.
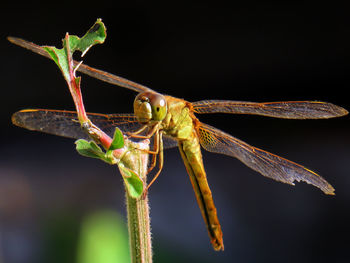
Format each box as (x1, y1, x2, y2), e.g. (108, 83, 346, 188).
(64, 33, 89, 123)
(63, 33, 116, 153)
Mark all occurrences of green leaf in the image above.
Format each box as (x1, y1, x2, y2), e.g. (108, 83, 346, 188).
(42, 19, 106, 83)
(118, 164, 144, 199)
(71, 19, 107, 56)
(109, 128, 124, 151)
(43, 45, 70, 82)
(75, 139, 118, 164)
(75, 139, 105, 160)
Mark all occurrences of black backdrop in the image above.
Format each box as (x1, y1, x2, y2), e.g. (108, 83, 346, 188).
(1, 2, 350, 263)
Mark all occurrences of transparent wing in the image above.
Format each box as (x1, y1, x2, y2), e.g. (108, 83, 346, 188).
(12, 109, 178, 149)
(12, 109, 139, 139)
(192, 100, 348, 119)
(8, 37, 152, 93)
(197, 123, 335, 195)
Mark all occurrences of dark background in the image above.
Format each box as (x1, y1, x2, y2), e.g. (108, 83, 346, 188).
(1, 2, 350, 263)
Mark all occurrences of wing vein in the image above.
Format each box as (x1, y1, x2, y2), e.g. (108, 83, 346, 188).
(197, 123, 335, 194)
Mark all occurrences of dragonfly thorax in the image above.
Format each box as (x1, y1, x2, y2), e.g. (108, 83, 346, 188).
(133, 91, 167, 124)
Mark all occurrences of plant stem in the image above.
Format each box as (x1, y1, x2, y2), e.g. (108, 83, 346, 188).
(126, 192, 152, 263)
(125, 145, 152, 263)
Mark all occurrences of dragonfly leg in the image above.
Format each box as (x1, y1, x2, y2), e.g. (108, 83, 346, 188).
(147, 129, 159, 174)
(128, 123, 159, 139)
(143, 131, 163, 198)
(126, 124, 148, 138)
(137, 128, 160, 155)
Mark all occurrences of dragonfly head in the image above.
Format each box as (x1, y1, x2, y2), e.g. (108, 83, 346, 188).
(134, 91, 167, 124)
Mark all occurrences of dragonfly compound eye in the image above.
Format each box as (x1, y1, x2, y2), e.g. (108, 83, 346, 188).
(134, 91, 167, 123)
(150, 93, 167, 121)
(134, 93, 152, 123)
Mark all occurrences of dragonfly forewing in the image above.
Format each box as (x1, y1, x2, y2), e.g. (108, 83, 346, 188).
(12, 109, 141, 139)
(192, 100, 348, 119)
(12, 109, 178, 149)
(8, 37, 152, 94)
(12, 109, 90, 140)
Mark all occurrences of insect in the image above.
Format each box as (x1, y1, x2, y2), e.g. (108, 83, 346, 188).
(9, 37, 348, 251)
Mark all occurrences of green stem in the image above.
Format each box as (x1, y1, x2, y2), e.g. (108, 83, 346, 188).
(124, 143, 152, 263)
(126, 193, 152, 263)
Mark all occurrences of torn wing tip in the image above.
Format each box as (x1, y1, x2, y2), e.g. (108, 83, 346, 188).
(323, 186, 335, 196)
(339, 107, 349, 117)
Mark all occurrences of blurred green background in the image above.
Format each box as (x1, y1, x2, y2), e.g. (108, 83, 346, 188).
(1, 2, 350, 263)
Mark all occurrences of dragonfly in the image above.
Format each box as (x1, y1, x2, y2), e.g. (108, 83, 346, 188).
(9, 37, 348, 251)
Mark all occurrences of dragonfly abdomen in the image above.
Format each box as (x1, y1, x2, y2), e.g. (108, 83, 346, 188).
(163, 96, 224, 250)
(178, 131, 224, 250)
